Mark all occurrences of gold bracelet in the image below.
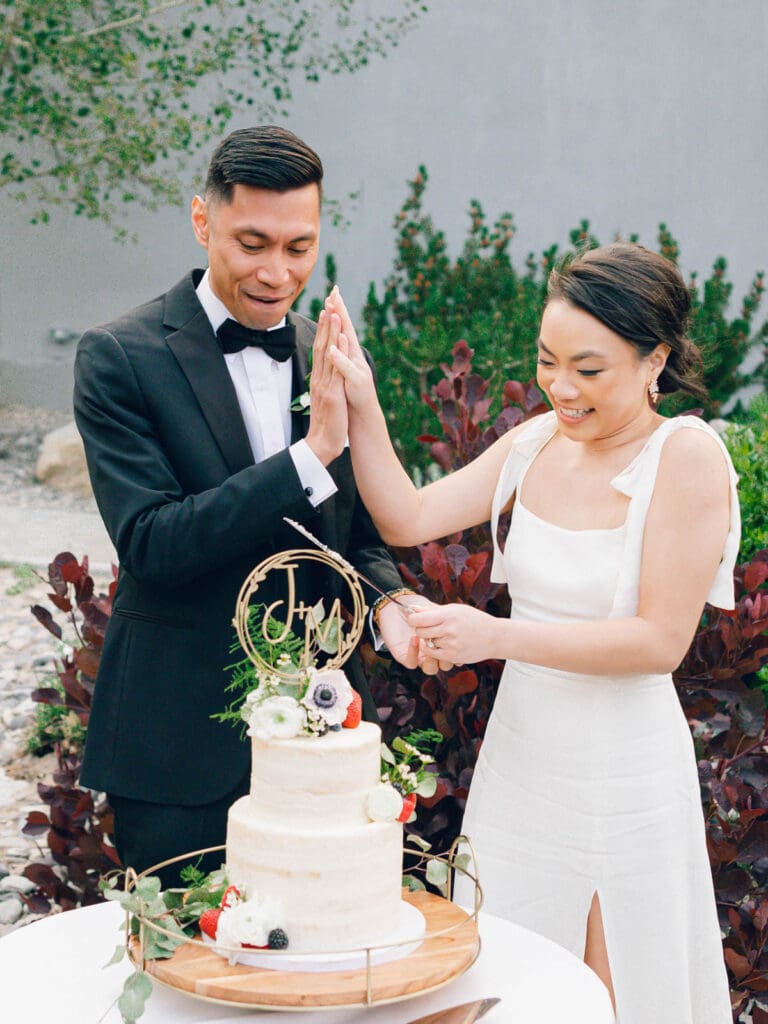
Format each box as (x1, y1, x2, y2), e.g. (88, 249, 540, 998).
(372, 587, 416, 628)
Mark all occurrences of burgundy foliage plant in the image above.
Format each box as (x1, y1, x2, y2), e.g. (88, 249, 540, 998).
(22, 553, 121, 911)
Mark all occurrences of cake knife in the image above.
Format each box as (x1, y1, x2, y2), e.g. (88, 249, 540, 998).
(405, 997, 501, 1024)
(282, 516, 414, 614)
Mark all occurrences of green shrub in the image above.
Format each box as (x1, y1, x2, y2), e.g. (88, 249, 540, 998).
(364, 167, 767, 475)
(26, 680, 86, 757)
(723, 393, 768, 563)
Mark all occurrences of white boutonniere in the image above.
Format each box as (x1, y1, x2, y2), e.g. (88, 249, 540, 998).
(290, 389, 310, 414)
(290, 363, 311, 415)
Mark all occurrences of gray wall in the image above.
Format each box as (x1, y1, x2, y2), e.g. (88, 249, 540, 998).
(2, 0, 766, 407)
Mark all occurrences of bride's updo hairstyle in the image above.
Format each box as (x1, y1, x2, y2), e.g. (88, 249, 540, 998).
(546, 243, 707, 401)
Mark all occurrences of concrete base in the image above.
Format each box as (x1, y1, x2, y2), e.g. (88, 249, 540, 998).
(0, 505, 116, 573)
(0, 357, 75, 410)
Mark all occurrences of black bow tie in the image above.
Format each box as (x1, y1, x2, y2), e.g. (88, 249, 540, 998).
(216, 318, 296, 362)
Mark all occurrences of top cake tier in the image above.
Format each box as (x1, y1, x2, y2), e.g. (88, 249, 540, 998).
(247, 720, 382, 827)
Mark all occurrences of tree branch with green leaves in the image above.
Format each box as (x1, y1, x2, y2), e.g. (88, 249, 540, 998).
(1, 0, 427, 236)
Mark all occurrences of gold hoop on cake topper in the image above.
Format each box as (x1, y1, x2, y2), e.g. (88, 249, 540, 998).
(233, 549, 367, 682)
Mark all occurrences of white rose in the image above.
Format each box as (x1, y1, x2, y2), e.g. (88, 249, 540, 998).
(248, 695, 306, 740)
(215, 892, 284, 952)
(367, 782, 404, 822)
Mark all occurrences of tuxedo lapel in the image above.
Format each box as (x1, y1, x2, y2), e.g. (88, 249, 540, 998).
(164, 274, 254, 475)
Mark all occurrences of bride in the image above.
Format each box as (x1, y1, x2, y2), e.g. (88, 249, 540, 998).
(308, 243, 739, 1023)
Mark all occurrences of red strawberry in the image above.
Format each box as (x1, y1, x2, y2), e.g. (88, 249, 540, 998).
(397, 793, 417, 823)
(199, 907, 222, 940)
(342, 691, 362, 729)
(220, 884, 242, 909)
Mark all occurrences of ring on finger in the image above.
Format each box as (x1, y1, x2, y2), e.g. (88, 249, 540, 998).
(426, 638, 438, 649)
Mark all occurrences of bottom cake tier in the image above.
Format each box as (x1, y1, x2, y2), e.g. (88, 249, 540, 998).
(226, 795, 404, 953)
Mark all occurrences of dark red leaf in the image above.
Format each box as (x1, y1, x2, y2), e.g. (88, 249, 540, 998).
(22, 811, 51, 837)
(23, 893, 52, 915)
(23, 863, 58, 887)
(30, 604, 62, 639)
(744, 560, 768, 592)
(47, 592, 72, 613)
(30, 687, 64, 707)
(49, 552, 81, 585)
(446, 670, 479, 701)
(73, 646, 101, 681)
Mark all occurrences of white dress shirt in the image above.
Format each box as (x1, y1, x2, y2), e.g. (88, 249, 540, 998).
(195, 270, 336, 507)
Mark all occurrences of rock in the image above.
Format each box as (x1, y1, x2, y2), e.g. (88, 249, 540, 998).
(0, 874, 36, 895)
(0, 894, 23, 925)
(2, 706, 33, 730)
(34, 421, 92, 497)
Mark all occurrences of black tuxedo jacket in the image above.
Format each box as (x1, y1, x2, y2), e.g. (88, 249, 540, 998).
(74, 270, 401, 805)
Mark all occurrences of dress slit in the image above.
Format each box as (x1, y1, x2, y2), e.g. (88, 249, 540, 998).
(585, 889, 618, 1021)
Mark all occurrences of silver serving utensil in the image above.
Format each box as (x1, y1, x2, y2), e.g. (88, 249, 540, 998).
(282, 516, 414, 613)
(404, 997, 501, 1024)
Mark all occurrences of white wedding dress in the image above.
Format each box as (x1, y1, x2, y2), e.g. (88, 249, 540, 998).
(454, 411, 740, 1024)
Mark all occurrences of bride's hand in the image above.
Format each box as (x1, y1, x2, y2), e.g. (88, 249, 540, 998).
(305, 309, 348, 465)
(323, 286, 377, 413)
(407, 602, 504, 667)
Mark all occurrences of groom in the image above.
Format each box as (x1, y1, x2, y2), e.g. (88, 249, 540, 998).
(74, 126, 419, 883)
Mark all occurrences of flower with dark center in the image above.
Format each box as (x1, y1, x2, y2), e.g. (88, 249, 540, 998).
(312, 684, 337, 709)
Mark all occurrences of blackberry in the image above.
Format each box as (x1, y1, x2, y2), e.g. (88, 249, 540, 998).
(268, 928, 289, 950)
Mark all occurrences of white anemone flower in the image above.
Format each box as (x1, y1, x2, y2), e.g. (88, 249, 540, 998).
(300, 669, 354, 727)
(215, 891, 285, 953)
(367, 782, 404, 822)
(248, 695, 306, 740)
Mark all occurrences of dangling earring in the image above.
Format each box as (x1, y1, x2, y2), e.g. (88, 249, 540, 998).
(648, 377, 660, 404)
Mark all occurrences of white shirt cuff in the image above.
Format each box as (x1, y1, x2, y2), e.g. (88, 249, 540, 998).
(289, 440, 338, 508)
(370, 610, 386, 651)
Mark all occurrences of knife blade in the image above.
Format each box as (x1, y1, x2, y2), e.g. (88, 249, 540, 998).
(282, 516, 414, 613)
(405, 997, 501, 1024)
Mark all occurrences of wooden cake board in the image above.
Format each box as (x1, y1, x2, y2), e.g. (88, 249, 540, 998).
(130, 889, 480, 1010)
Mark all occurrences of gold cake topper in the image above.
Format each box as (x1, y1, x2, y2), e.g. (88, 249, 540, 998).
(233, 547, 367, 683)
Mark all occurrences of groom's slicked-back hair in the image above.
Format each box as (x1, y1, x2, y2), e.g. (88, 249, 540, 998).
(204, 126, 323, 204)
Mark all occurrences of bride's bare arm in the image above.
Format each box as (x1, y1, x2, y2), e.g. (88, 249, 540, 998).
(322, 288, 524, 545)
(408, 427, 733, 676)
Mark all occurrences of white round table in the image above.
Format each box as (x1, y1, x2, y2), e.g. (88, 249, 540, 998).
(1, 901, 615, 1023)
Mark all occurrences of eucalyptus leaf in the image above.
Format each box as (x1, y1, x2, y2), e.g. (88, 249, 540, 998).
(316, 619, 339, 654)
(402, 874, 427, 892)
(162, 889, 186, 910)
(405, 834, 432, 852)
(380, 744, 396, 766)
(104, 943, 126, 968)
(415, 775, 437, 797)
(426, 858, 450, 894)
(118, 971, 153, 1022)
(134, 877, 162, 901)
